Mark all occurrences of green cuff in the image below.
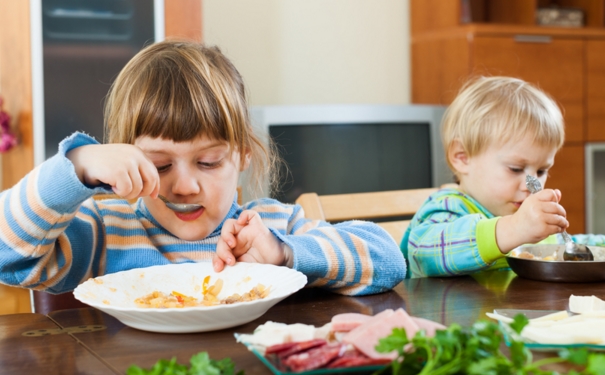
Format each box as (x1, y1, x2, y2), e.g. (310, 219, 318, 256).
(476, 217, 504, 264)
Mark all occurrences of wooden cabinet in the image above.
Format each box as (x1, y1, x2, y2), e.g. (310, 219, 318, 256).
(411, 0, 605, 233)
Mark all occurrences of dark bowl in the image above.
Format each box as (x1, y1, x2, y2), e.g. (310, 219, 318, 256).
(507, 244, 605, 283)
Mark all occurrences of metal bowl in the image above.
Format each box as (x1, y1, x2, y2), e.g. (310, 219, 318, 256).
(507, 244, 605, 283)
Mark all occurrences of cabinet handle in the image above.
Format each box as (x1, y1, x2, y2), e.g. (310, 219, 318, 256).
(514, 35, 552, 43)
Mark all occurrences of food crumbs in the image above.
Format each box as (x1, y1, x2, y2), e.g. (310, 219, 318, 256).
(94, 278, 104, 284)
(102, 300, 110, 305)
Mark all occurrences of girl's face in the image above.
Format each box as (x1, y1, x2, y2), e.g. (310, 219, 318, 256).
(455, 134, 557, 217)
(135, 135, 248, 241)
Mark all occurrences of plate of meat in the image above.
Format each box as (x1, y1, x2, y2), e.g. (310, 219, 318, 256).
(236, 309, 446, 374)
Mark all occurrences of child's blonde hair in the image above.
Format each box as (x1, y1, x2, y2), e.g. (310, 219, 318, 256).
(442, 76, 565, 179)
(103, 39, 278, 197)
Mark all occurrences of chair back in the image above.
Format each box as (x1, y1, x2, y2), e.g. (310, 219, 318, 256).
(295, 187, 441, 244)
(31, 290, 88, 315)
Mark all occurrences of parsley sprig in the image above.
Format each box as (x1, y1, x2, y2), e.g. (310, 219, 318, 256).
(126, 352, 244, 375)
(375, 314, 605, 375)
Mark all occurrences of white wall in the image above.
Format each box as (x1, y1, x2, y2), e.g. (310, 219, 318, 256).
(202, 0, 410, 106)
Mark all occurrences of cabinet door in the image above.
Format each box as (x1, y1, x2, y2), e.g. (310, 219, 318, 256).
(471, 36, 584, 143)
(547, 144, 585, 234)
(587, 39, 605, 141)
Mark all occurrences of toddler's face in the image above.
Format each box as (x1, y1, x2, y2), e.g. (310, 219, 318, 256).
(457, 135, 557, 217)
(135, 135, 245, 241)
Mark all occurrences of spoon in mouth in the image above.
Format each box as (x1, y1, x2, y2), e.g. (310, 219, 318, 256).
(525, 175, 594, 261)
(158, 195, 203, 213)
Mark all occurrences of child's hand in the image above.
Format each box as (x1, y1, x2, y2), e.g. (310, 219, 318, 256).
(496, 189, 568, 253)
(213, 210, 291, 272)
(67, 144, 160, 200)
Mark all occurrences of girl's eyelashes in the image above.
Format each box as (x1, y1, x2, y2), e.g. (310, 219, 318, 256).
(156, 164, 171, 173)
(509, 167, 524, 173)
(198, 159, 223, 169)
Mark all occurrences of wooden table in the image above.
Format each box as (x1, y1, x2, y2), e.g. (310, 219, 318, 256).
(0, 271, 598, 374)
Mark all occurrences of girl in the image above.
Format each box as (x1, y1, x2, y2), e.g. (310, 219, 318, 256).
(0, 40, 405, 295)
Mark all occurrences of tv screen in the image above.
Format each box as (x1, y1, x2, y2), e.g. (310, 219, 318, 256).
(270, 122, 432, 203)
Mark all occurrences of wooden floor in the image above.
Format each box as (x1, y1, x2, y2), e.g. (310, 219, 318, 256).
(0, 284, 31, 314)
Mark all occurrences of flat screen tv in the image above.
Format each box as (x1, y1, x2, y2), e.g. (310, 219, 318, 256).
(246, 104, 452, 204)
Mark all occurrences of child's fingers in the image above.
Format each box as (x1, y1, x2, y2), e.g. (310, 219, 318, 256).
(212, 254, 226, 272)
(214, 238, 235, 272)
(535, 189, 560, 202)
(220, 219, 241, 248)
(540, 201, 567, 217)
(237, 210, 258, 226)
(112, 170, 134, 198)
(237, 251, 262, 264)
(553, 189, 562, 203)
(138, 164, 160, 198)
(126, 169, 144, 199)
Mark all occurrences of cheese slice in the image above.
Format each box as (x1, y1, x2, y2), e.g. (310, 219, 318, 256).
(569, 295, 605, 314)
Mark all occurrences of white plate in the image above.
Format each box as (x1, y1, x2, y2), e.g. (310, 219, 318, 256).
(73, 262, 307, 333)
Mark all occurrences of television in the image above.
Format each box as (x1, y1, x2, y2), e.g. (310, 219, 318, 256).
(245, 104, 452, 203)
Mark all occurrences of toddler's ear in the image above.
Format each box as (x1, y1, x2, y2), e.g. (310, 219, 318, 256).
(448, 140, 470, 174)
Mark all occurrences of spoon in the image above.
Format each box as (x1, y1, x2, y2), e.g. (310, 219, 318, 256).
(525, 175, 594, 261)
(158, 195, 203, 213)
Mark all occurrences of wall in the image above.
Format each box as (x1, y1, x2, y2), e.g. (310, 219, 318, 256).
(202, 0, 411, 105)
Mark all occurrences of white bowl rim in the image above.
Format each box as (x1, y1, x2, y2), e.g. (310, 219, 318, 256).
(73, 262, 307, 313)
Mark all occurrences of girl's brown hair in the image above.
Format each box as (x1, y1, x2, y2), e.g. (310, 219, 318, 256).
(104, 39, 278, 197)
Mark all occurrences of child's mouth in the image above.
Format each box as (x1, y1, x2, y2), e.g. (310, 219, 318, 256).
(174, 207, 205, 221)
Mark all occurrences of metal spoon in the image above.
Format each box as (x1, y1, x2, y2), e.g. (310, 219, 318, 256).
(525, 175, 594, 261)
(158, 195, 203, 213)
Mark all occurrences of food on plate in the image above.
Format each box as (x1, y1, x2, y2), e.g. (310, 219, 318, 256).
(487, 294, 605, 345)
(134, 276, 271, 308)
(236, 308, 445, 372)
(510, 249, 556, 261)
(569, 294, 605, 314)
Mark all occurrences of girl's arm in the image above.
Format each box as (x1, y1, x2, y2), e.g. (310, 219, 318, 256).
(0, 133, 111, 293)
(246, 199, 406, 296)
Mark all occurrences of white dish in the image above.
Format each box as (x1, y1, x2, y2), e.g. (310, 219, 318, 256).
(73, 262, 307, 333)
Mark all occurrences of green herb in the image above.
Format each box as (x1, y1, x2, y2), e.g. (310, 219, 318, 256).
(375, 314, 605, 375)
(126, 352, 244, 375)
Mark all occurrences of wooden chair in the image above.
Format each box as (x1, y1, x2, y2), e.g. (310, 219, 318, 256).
(295, 187, 442, 244)
(31, 290, 88, 315)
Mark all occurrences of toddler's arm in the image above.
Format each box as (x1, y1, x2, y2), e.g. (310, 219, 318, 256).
(495, 189, 568, 253)
(406, 189, 568, 278)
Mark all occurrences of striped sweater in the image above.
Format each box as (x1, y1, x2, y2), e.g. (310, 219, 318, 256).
(0, 133, 406, 295)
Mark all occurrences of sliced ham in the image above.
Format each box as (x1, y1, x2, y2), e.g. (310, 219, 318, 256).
(331, 312, 372, 332)
(342, 308, 419, 360)
(411, 316, 446, 336)
(282, 343, 346, 372)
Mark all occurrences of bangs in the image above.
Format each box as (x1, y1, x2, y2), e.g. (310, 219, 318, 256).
(133, 52, 227, 143)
